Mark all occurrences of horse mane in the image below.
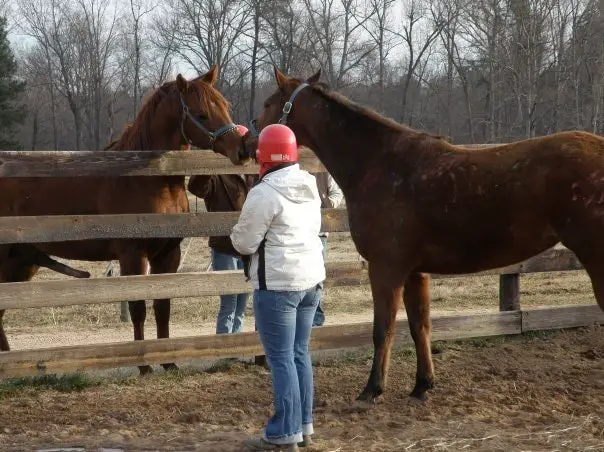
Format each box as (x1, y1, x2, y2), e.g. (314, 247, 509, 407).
(109, 79, 231, 151)
(310, 83, 440, 139)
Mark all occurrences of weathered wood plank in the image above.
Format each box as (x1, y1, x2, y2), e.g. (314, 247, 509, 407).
(0, 249, 587, 311)
(0, 310, 520, 378)
(0, 209, 349, 244)
(0, 144, 497, 178)
(0, 262, 364, 310)
(0, 149, 325, 177)
(522, 305, 604, 332)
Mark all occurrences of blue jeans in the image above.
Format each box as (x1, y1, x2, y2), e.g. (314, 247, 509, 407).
(312, 236, 328, 327)
(212, 249, 249, 334)
(254, 286, 322, 444)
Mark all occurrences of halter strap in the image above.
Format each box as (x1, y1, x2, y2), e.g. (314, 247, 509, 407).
(179, 94, 237, 146)
(279, 82, 310, 124)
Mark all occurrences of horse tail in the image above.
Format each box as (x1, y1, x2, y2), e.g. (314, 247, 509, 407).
(9, 245, 90, 279)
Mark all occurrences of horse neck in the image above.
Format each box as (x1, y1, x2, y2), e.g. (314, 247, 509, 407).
(112, 117, 186, 187)
(292, 90, 407, 196)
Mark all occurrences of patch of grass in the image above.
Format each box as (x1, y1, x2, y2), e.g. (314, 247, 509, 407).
(0, 373, 98, 398)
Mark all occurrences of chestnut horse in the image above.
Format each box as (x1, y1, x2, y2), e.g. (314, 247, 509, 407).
(0, 67, 248, 373)
(247, 66, 604, 402)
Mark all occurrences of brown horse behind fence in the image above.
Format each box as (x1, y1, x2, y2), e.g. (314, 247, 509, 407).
(0, 67, 248, 373)
(247, 66, 604, 403)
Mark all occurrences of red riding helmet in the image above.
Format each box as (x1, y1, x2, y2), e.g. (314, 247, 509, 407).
(256, 124, 298, 177)
(236, 124, 248, 136)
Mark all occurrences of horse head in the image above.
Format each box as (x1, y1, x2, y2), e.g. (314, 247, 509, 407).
(151, 66, 249, 165)
(243, 66, 324, 161)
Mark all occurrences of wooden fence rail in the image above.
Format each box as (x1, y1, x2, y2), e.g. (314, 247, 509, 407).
(0, 247, 585, 310)
(0, 209, 348, 244)
(1, 305, 602, 379)
(0, 144, 496, 178)
(0, 149, 323, 177)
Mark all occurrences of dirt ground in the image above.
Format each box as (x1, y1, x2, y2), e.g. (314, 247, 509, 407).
(0, 327, 602, 451)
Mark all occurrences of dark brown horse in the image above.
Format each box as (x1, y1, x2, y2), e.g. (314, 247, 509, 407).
(247, 66, 604, 402)
(0, 67, 248, 373)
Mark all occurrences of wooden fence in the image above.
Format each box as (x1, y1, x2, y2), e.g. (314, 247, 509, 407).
(0, 149, 603, 379)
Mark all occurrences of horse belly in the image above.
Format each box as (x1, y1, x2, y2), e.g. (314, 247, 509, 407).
(418, 233, 560, 275)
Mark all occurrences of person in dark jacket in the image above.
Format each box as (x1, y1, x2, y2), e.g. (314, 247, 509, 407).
(187, 125, 257, 334)
(309, 171, 343, 327)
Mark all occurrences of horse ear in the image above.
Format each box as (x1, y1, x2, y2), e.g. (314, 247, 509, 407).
(176, 74, 189, 93)
(306, 68, 322, 84)
(274, 65, 289, 92)
(201, 65, 219, 86)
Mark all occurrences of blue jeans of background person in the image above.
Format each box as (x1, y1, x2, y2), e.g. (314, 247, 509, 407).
(312, 236, 328, 327)
(254, 285, 322, 445)
(212, 248, 249, 334)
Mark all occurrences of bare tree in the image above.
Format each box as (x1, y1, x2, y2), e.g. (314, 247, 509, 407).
(302, 0, 376, 89)
(393, 0, 444, 123)
(75, 0, 120, 150)
(260, 0, 312, 74)
(160, 0, 252, 77)
(127, 0, 156, 116)
(17, 0, 88, 149)
(149, 12, 178, 85)
(363, 0, 398, 112)
(460, 0, 509, 141)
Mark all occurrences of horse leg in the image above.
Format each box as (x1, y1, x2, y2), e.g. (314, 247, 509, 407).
(357, 260, 407, 403)
(149, 242, 181, 372)
(119, 253, 152, 375)
(402, 272, 434, 401)
(565, 250, 604, 313)
(0, 259, 39, 352)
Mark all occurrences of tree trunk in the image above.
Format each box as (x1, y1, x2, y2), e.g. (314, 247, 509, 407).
(31, 109, 39, 151)
(249, 3, 260, 119)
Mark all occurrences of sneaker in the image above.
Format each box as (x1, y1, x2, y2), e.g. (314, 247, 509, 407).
(243, 437, 299, 451)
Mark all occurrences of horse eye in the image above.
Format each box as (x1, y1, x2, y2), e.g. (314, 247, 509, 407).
(196, 114, 208, 121)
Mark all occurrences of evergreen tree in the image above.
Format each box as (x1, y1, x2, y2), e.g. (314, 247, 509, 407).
(0, 16, 25, 149)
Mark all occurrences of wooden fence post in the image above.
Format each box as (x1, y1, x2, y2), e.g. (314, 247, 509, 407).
(499, 274, 520, 311)
(105, 262, 130, 323)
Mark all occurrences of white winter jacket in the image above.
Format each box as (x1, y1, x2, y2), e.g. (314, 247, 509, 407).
(230, 164, 326, 291)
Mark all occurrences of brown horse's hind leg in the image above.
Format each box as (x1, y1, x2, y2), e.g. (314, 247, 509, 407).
(150, 241, 181, 372)
(357, 260, 407, 403)
(119, 253, 152, 375)
(572, 257, 604, 313)
(403, 272, 434, 401)
(0, 310, 8, 351)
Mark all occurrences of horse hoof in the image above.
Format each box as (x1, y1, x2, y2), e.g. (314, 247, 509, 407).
(162, 363, 179, 372)
(408, 389, 429, 403)
(352, 398, 376, 410)
(138, 365, 153, 375)
(406, 395, 426, 406)
(355, 391, 379, 404)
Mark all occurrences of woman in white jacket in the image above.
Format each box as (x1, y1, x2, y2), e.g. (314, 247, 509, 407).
(231, 124, 325, 451)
